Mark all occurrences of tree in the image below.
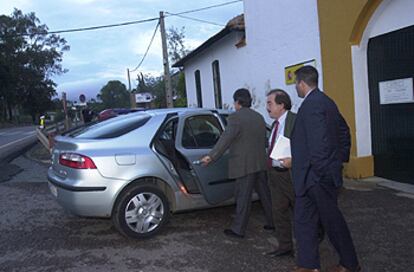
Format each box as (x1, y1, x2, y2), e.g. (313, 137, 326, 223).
(167, 26, 188, 66)
(0, 9, 69, 122)
(136, 72, 152, 94)
(135, 73, 165, 108)
(174, 72, 187, 107)
(129, 27, 188, 109)
(167, 27, 188, 107)
(97, 80, 130, 109)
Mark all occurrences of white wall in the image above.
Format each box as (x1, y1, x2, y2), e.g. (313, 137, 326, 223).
(243, 0, 322, 121)
(184, 0, 323, 124)
(351, 0, 414, 157)
(184, 32, 249, 110)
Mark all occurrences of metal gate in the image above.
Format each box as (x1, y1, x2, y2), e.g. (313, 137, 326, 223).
(367, 25, 414, 184)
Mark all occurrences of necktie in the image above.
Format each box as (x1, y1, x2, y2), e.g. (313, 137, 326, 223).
(267, 120, 279, 168)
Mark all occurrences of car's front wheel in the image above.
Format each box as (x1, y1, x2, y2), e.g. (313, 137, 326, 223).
(112, 185, 170, 239)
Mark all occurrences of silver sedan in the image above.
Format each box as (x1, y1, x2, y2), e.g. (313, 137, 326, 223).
(48, 108, 236, 239)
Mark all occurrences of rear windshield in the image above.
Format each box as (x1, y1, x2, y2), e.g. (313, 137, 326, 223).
(68, 114, 151, 139)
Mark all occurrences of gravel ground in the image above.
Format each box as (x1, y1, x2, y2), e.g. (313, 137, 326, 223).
(0, 145, 413, 272)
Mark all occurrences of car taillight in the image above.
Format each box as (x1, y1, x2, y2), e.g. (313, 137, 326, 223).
(59, 153, 97, 169)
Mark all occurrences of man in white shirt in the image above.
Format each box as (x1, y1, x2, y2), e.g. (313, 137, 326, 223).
(265, 89, 296, 257)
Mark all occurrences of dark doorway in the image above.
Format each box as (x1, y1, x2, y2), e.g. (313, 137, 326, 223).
(212, 60, 222, 109)
(194, 70, 203, 108)
(367, 25, 414, 184)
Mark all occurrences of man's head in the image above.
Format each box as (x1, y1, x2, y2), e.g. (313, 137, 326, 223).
(266, 89, 291, 120)
(233, 88, 252, 110)
(294, 65, 318, 98)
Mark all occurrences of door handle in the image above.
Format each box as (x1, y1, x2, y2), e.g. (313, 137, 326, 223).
(192, 160, 202, 165)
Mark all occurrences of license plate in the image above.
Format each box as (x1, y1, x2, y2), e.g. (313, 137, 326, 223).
(49, 183, 58, 197)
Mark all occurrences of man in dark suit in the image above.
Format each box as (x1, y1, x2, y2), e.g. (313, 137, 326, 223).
(265, 89, 296, 257)
(200, 88, 273, 238)
(291, 66, 360, 272)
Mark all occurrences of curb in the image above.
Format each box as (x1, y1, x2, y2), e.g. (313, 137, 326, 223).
(344, 177, 414, 196)
(377, 180, 414, 195)
(0, 136, 38, 163)
(24, 143, 52, 166)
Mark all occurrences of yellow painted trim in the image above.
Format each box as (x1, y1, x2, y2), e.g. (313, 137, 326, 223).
(344, 156, 374, 179)
(317, 0, 381, 178)
(349, 0, 383, 45)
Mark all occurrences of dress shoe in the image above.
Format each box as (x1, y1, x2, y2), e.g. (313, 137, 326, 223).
(292, 267, 320, 272)
(263, 225, 275, 231)
(223, 229, 244, 238)
(328, 264, 361, 272)
(265, 248, 293, 257)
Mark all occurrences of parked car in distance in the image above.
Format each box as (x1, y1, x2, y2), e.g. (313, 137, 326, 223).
(48, 108, 234, 239)
(97, 108, 145, 121)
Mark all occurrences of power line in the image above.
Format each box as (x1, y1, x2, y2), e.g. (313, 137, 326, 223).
(12, 17, 159, 36)
(47, 17, 159, 35)
(130, 21, 160, 72)
(11, 0, 242, 36)
(165, 12, 225, 27)
(173, 0, 242, 16)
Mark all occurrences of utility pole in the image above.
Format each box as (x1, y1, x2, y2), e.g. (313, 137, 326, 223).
(159, 11, 174, 108)
(127, 68, 131, 91)
(127, 68, 136, 108)
(62, 92, 69, 130)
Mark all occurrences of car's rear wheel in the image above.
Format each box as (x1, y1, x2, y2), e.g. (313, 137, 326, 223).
(112, 185, 170, 239)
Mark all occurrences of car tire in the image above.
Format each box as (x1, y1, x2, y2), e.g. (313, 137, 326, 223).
(112, 185, 170, 239)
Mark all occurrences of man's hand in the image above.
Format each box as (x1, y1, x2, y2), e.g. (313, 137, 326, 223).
(200, 155, 212, 166)
(279, 157, 292, 169)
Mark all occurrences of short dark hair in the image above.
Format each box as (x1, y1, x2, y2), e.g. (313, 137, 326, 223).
(233, 88, 252, 107)
(267, 89, 292, 110)
(295, 65, 318, 88)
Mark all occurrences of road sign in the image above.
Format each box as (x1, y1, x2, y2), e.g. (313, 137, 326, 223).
(79, 94, 86, 103)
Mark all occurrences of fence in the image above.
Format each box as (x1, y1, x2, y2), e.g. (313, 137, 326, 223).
(36, 121, 66, 154)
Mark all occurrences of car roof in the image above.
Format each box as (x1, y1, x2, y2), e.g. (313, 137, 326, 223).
(92, 108, 233, 125)
(144, 107, 233, 117)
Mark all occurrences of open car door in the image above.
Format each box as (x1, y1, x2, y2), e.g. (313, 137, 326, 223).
(175, 111, 235, 205)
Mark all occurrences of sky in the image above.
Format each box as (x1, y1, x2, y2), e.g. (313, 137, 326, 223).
(0, 0, 244, 101)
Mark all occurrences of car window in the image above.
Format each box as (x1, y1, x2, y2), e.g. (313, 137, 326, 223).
(69, 114, 151, 139)
(159, 118, 178, 141)
(154, 118, 178, 158)
(182, 115, 223, 149)
(219, 113, 228, 126)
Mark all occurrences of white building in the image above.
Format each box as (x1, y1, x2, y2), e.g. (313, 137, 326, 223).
(174, 0, 322, 119)
(174, 0, 414, 181)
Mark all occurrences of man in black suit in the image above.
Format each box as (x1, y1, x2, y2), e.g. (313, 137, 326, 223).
(291, 66, 360, 272)
(201, 88, 273, 238)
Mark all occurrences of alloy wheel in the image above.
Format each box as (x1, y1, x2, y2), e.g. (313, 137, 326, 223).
(124, 192, 164, 234)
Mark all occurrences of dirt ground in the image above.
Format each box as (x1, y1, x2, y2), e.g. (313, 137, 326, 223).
(0, 145, 413, 272)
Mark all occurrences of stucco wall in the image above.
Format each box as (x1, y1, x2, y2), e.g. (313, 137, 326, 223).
(316, 0, 373, 178)
(184, 32, 249, 111)
(243, 0, 323, 122)
(182, 0, 414, 179)
(352, 0, 414, 157)
(317, 0, 414, 178)
(184, 0, 323, 124)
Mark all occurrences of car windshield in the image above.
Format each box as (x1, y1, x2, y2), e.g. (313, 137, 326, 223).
(67, 113, 151, 139)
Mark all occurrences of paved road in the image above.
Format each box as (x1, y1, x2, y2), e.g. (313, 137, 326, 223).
(0, 126, 36, 146)
(0, 153, 414, 272)
(0, 126, 37, 161)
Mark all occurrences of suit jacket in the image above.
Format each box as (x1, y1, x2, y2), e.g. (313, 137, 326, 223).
(283, 111, 296, 139)
(291, 89, 351, 196)
(209, 107, 267, 179)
